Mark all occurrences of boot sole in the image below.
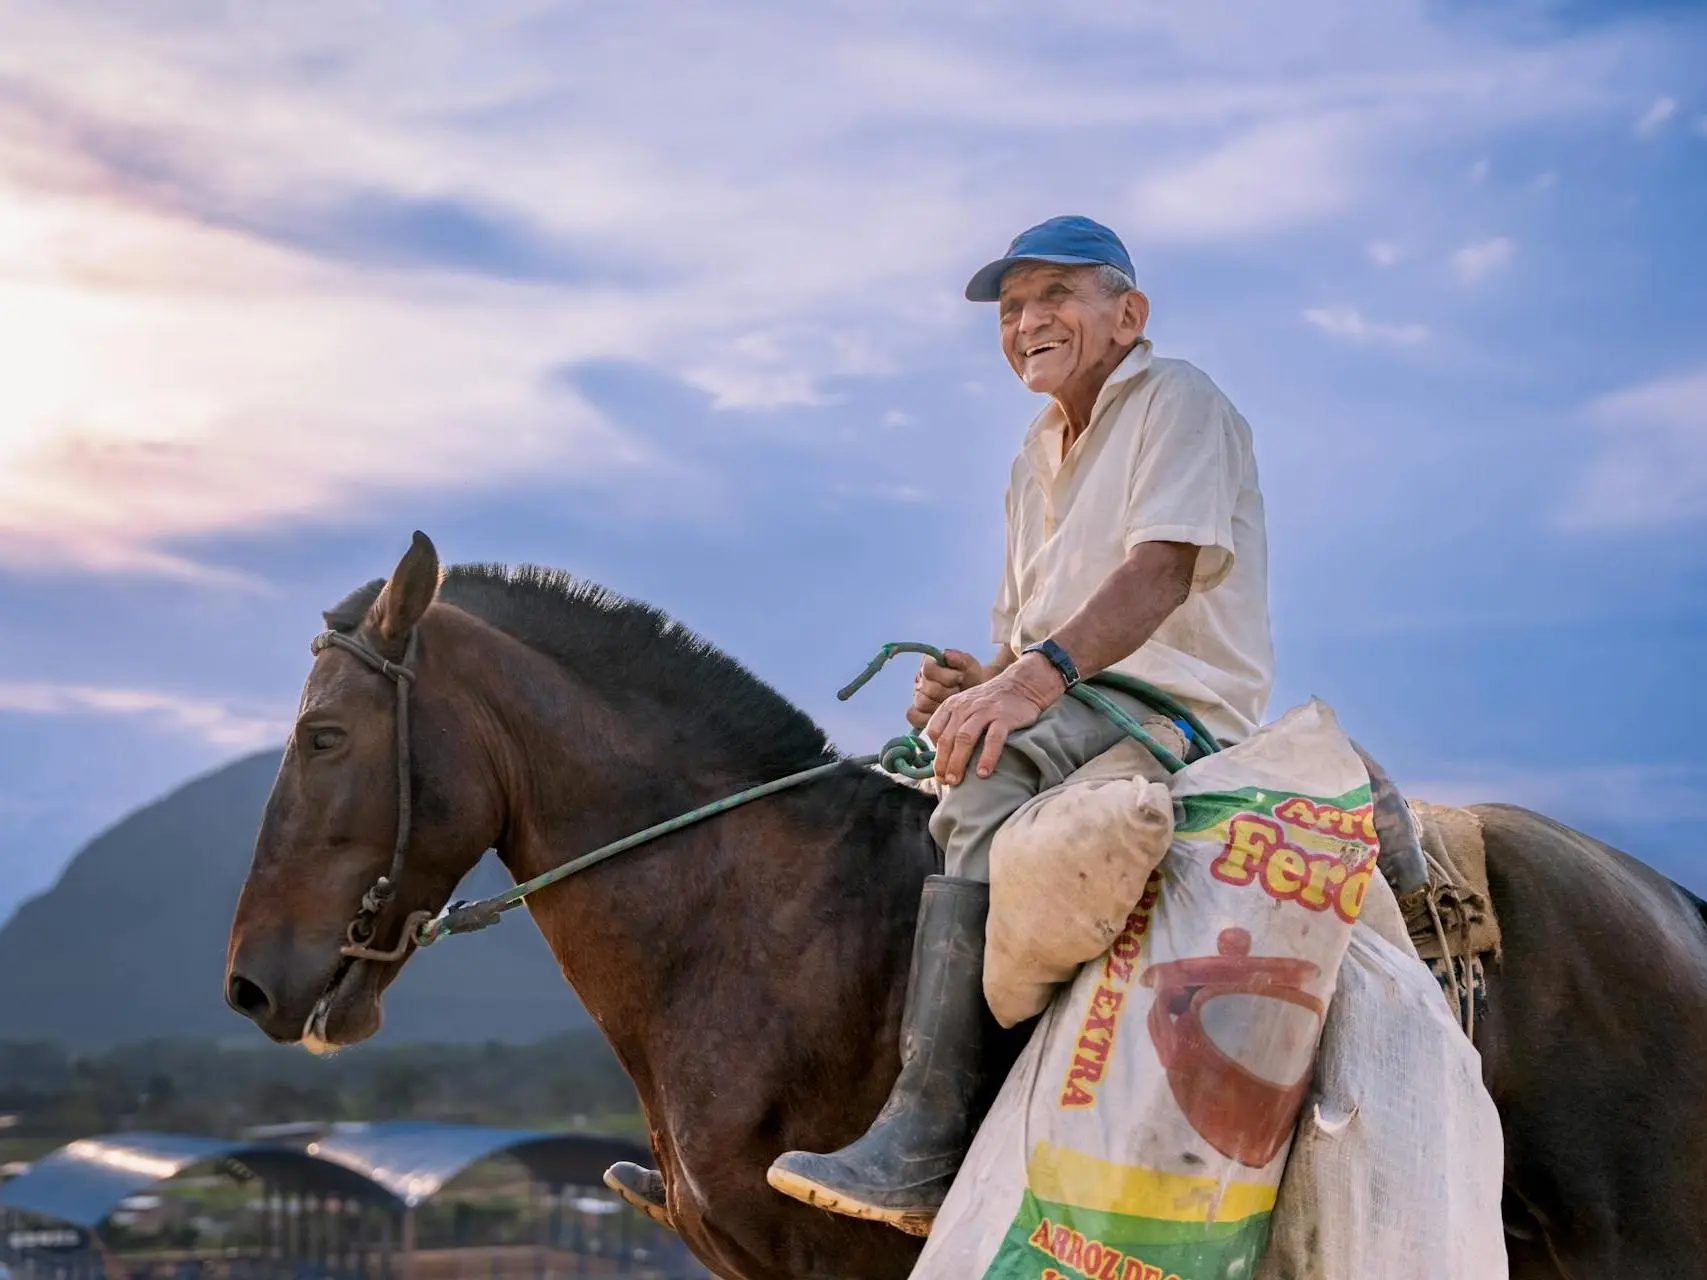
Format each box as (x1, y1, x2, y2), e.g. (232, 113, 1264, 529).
(765, 1166, 936, 1237)
(603, 1167, 673, 1229)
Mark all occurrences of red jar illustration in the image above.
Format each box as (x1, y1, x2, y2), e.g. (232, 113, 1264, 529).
(1142, 926, 1325, 1168)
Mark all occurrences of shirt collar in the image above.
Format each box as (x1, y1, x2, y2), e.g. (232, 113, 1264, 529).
(1021, 339, 1154, 477)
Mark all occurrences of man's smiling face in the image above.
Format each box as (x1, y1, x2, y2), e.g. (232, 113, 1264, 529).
(998, 263, 1145, 400)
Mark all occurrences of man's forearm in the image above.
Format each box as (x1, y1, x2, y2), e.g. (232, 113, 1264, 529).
(928, 544, 1200, 785)
(1049, 541, 1198, 681)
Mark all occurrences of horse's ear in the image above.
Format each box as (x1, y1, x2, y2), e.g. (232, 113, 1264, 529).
(368, 531, 441, 648)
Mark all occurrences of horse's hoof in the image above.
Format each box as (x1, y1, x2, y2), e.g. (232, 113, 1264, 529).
(604, 1162, 672, 1229)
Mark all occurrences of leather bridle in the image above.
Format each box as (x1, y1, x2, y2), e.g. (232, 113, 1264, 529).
(309, 626, 435, 965)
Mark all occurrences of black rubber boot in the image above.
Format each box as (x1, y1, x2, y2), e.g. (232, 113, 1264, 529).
(603, 1162, 671, 1228)
(766, 875, 990, 1237)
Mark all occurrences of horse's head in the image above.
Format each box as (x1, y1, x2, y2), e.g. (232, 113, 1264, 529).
(224, 532, 497, 1051)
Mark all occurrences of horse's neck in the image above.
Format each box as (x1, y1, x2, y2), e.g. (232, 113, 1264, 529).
(516, 761, 929, 1144)
(458, 624, 936, 1162)
(510, 757, 905, 976)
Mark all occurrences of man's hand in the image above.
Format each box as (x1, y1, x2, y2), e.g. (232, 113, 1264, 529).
(906, 650, 988, 730)
(925, 653, 1066, 787)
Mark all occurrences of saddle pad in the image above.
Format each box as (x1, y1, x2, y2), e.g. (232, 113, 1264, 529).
(1400, 801, 1502, 963)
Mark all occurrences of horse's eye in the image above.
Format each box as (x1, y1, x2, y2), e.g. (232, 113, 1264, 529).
(309, 728, 343, 752)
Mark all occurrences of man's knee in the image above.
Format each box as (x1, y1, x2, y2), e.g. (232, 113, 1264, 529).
(929, 755, 1031, 846)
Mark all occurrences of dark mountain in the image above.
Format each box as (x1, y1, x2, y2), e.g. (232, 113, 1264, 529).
(0, 751, 589, 1047)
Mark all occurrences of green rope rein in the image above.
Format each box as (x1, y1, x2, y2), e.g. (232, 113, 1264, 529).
(415, 642, 1219, 947)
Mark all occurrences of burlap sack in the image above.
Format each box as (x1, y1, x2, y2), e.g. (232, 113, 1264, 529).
(984, 739, 1176, 1029)
(1254, 918, 1506, 1280)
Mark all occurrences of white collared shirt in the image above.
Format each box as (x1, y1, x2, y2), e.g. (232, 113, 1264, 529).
(991, 340, 1274, 743)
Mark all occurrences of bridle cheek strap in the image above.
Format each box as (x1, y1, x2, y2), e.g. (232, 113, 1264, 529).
(310, 627, 432, 963)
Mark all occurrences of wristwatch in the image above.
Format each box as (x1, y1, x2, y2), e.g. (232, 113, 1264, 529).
(1022, 638, 1081, 690)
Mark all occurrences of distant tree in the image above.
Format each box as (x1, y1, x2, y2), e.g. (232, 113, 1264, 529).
(143, 1072, 178, 1113)
(252, 1081, 311, 1125)
(366, 1063, 430, 1120)
(0, 1032, 640, 1140)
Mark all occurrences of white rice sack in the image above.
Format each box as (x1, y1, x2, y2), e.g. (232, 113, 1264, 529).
(913, 700, 1378, 1280)
(1255, 922, 1507, 1280)
(986, 739, 1176, 1029)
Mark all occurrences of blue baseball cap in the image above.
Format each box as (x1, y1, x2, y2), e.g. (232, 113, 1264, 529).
(965, 215, 1136, 302)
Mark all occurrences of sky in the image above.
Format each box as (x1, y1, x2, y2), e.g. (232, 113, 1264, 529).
(2, 0, 1706, 923)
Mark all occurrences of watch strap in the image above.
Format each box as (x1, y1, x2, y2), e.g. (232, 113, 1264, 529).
(1022, 638, 1081, 690)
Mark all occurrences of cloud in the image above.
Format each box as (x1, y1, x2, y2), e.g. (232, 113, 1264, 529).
(1467, 158, 1490, 183)
(0, 681, 289, 750)
(1634, 96, 1678, 138)
(0, 10, 987, 576)
(1365, 240, 1406, 267)
(1451, 236, 1514, 285)
(1406, 762, 1707, 826)
(1302, 305, 1430, 347)
(1559, 367, 1707, 529)
(1696, 115, 1707, 139)
(1129, 116, 1363, 243)
(830, 481, 928, 504)
(678, 325, 901, 411)
(0, 0, 1665, 578)
(0, 174, 664, 577)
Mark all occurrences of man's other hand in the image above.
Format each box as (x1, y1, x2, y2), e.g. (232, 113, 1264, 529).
(905, 649, 987, 729)
(925, 653, 1064, 786)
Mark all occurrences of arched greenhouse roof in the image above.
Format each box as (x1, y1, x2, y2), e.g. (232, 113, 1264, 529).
(306, 1120, 649, 1206)
(0, 1122, 650, 1228)
(0, 1131, 390, 1229)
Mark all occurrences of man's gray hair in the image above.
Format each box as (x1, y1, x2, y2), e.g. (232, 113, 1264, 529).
(1093, 264, 1138, 298)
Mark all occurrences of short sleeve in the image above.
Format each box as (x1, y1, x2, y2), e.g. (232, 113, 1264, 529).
(1121, 369, 1242, 592)
(990, 479, 1021, 645)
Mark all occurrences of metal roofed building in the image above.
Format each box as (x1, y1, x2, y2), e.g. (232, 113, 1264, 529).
(0, 1131, 395, 1279)
(0, 1123, 705, 1278)
(304, 1120, 648, 1208)
(0, 1131, 389, 1228)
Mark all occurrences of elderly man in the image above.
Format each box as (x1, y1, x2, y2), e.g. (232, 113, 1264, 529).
(606, 217, 1277, 1230)
(763, 215, 1274, 1233)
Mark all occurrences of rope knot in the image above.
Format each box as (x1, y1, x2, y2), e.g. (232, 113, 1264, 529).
(360, 877, 396, 917)
(879, 733, 936, 780)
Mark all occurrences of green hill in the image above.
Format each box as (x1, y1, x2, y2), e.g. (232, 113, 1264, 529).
(0, 751, 588, 1047)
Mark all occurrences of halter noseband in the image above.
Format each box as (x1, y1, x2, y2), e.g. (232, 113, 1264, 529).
(309, 626, 434, 964)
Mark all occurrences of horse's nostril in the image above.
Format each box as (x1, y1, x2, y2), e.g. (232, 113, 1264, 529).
(226, 972, 276, 1020)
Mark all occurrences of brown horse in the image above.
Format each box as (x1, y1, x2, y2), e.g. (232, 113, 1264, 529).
(224, 533, 1707, 1280)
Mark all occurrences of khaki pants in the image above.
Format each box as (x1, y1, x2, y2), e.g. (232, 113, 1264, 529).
(929, 689, 1189, 883)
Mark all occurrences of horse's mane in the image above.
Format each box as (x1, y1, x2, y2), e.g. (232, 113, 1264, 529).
(323, 563, 840, 780)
